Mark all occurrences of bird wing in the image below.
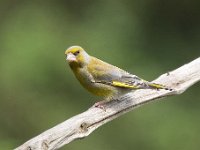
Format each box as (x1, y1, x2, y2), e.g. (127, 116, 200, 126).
(111, 74, 148, 89)
(88, 57, 146, 89)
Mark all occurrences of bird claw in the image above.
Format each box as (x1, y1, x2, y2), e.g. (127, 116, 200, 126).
(93, 100, 107, 111)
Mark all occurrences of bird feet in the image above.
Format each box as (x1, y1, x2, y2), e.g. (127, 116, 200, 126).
(93, 100, 108, 111)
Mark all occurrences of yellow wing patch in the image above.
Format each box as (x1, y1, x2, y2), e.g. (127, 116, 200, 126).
(148, 83, 165, 89)
(112, 81, 139, 89)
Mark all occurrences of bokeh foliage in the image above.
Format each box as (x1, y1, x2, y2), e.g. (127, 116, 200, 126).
(0, 0, 200, 149)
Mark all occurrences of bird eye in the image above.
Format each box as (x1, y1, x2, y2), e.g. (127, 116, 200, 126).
(74, 50, 80, 56)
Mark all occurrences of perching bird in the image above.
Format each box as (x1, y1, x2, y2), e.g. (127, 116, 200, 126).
(65, 46, 172, 105)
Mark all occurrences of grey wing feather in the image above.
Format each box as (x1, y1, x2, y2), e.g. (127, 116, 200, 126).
(88, 60, 147, 88)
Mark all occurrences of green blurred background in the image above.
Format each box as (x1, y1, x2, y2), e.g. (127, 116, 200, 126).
(0, 0, 200, 149)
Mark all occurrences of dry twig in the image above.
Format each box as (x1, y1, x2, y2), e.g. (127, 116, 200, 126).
(15, 58, 200, 150)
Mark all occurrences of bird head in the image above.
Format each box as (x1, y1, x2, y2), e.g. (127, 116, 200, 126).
(65, 46, 90, 68)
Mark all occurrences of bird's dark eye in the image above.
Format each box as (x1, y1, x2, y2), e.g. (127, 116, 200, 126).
(74, 50, 80, 56)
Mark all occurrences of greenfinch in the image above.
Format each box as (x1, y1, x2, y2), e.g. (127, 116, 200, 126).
(65, 46, 172, 102)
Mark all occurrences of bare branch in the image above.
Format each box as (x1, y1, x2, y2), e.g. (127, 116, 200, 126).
(15, 58, 200, 150)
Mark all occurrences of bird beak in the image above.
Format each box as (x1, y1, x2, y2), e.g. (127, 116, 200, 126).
(66, 53, 76, 62)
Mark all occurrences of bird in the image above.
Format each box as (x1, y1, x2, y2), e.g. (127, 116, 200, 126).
(65, 46, 172, 107)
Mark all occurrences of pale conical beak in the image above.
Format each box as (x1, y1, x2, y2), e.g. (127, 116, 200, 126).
(66, 53, 76, 62)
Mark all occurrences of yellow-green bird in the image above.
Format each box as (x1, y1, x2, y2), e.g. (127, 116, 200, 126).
(65, 46, 172, 104)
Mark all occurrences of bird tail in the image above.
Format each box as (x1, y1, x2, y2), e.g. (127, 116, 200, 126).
(147, 82, 173, 91)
